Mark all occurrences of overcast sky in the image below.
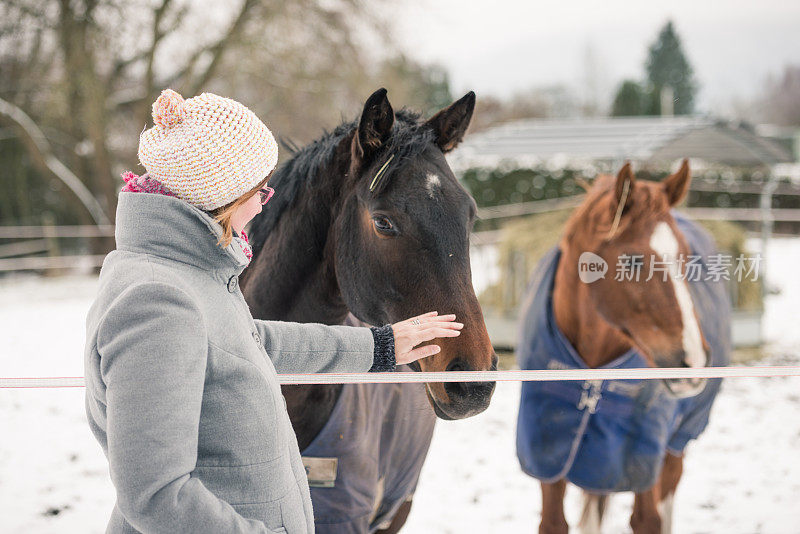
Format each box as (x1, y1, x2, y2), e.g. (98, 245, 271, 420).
(387, 0, 800, 115)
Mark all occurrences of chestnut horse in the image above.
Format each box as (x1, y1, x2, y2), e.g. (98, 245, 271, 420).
(516, 161, 731, 534)
(241, 88, 497, 533)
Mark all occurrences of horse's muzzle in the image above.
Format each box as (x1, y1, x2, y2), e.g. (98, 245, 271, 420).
(662, 376, 707, 398)
(430, 356, 497, 419)
(654, 348, 709, 398)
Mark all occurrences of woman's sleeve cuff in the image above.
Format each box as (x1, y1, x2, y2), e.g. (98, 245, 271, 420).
(369, 324, 396, 372)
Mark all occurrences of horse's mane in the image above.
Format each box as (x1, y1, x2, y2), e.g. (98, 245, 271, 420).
(562, 174, 669, 244)
(247, 108, 434, 256)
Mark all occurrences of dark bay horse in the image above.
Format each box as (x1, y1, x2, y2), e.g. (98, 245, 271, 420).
(516, 161, 731, 534)
(240, 88, 497, 532)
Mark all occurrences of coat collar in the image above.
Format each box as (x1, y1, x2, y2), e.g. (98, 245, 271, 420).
(115, 191, 250, 279)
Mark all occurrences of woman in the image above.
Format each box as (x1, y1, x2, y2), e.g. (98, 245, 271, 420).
(83, 89, 462, 533)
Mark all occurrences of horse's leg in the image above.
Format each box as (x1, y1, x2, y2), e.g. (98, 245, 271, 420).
(630, 486, 662, 534)
(375, 499, 413, 534)
(283, 384, 343, 451)
(657, 453, 684, 534)
(540, 479, 569, 534)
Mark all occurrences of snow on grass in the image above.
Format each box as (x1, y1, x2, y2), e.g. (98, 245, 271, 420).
(403, 375, 800, 534)
(0, 274, 115, 533)
(1, 240, 799, 533)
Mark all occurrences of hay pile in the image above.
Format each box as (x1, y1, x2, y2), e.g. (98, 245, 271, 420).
(478, 210, 762, 314)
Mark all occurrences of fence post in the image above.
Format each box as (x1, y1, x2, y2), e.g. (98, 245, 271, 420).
(41, 212, 61, 277)
(759, 169, 777, 295)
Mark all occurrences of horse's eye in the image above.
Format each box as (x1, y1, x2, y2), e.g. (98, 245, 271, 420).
(373, 216, 396, 235)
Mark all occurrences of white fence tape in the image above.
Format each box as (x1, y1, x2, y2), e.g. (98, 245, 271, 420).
(1, 366, 799, 388)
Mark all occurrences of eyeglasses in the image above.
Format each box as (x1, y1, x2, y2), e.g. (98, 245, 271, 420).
(257, 187, 275, 205)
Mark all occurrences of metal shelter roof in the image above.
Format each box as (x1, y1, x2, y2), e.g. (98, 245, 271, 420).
(448, 116, 793, 171)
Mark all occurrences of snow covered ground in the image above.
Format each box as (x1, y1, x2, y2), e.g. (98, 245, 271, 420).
(1, 240, 799, 533)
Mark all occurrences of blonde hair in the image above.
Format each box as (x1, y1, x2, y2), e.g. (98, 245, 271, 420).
(209, 172, 272, 248)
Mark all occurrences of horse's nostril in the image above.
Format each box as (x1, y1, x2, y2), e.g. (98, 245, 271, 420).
(444, 359, 469, 398)
(447, 357, 497, 372)
(443, 357, 497, 404)
(445, 358, 467, 373)
(657, 350, 690, 369)
(444, 379, 467, 398)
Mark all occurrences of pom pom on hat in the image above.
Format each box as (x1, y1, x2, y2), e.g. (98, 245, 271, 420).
(152, 89, 186, 128)
(137, 89, 278, 211)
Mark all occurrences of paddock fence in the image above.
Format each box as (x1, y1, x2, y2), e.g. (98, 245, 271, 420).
(3, 365, 800, 389)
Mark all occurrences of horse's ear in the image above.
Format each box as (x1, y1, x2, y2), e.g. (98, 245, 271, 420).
(352, 88, 394, 164)
(424, 91, 475, 153)
(662, 158, 691, 206)
(615, 161, 636, 208)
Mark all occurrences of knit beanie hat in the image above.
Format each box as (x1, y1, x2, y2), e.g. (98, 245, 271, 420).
(137, 89, 278, 211)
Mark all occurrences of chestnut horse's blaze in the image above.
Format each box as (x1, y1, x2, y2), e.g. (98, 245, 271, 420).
(241, 88, 496, 532)
(516, 161, 731, 534)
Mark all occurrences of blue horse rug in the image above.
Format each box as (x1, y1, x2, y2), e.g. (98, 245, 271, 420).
(301, 367, 436, 533)
(516, 212, 731, 493)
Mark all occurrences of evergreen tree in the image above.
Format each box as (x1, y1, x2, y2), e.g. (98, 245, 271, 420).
(611, 80, 646, 116)
(645, 21, 697, 115)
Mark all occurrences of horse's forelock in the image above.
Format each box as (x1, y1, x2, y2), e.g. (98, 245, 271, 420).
(565, 176, 671, 244)
(361, 110, 436, 197)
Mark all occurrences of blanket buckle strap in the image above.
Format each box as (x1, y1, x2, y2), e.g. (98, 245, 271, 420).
(577, 379, 603, 414)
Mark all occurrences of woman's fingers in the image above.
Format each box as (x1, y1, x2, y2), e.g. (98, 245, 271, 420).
(431, 313, 456, 322)
(398, 311, 439, 326)
(418, 320, 463, 331)
(391, 312, 464, 362)
(398, 312, 458, 328)
(394, 327, 461, 355)
(400, 318, 460, 334)
(412, 327, 461, 345)
(396, 311, 460, 327)
(411, 322, 464, 339)
(397, 344, 441, 365)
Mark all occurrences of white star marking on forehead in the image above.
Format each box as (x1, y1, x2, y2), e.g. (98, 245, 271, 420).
(425, 172, 441, 199)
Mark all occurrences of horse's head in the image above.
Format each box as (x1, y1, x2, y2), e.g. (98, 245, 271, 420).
(334, 88, 496, 419)
(564, 160, 709, 397)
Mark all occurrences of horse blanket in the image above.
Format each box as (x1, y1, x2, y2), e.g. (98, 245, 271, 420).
(516, 212, 731, 493)
(302, 367, 436, 533)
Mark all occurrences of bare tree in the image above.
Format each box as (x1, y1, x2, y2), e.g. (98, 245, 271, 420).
(757, 65, 800, 127)
(0, 0, 387, 251)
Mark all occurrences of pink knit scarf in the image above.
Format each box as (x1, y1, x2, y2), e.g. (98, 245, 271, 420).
(121, 171, 253, 263)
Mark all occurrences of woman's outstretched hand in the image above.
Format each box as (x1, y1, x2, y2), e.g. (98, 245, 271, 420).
(391, 311, 463, 365)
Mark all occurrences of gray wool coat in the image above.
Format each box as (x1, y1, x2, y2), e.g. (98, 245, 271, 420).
(84, 191, 388, 534)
